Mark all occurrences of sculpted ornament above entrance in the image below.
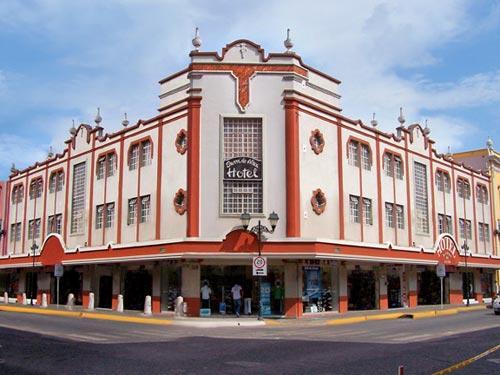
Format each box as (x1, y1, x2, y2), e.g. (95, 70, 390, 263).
(434, 234, 460, 266)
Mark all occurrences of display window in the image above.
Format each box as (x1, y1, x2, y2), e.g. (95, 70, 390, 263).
(160, 264, 181, 312)
(347, 269, 376, 310)
(481, 272, 493, 298)
(302, 265, 337, 313)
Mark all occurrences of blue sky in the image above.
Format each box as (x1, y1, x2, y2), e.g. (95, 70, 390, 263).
(0, 0, 499, 179)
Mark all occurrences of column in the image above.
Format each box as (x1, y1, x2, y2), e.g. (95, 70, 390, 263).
(186, 97, 201, 237)
(17, 269, 26, 303)
(181, 263, 200, 317)
(38, 271, 51, 305)
(473, 270, 483, 303)
(284, 262, 302, 318)
(379, 268, 388, 310)
(111, 265, 122, 310)
(449, 272, 463, 305)
(339, 264, 348, 313)
(82, 265, 93, 308)
(284, 99, 300, 237)
(408, 266, 418, 308)
(152, 264, 161, 313)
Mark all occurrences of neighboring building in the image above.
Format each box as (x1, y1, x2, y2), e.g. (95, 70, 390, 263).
(453, 140, 500, 297)
(0, 38, 498, 317)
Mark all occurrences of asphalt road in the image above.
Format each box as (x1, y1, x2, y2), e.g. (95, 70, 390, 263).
(0, 309, 498, 374)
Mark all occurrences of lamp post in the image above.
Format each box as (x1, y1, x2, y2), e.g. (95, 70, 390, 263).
(462, 240, 469, 307)
(240, 211, 279, 320)
(30, 242, 38, 306)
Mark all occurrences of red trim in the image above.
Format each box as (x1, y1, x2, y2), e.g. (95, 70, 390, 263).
(285, 99, 300, 237)
(284, 89, 342, 112)
(408, 290, 417, 308)
(87, 136, 97, 246)
(339, 295, 348, 313)
(404, 136, 412, 246)
(471, 174, 478, 251)
(21, 172, 29, 252)
(3, 181, 11, 255)
(155, 120, 164, 240)
(284, 298, 303, 318)
(183, 297, 200, 317)
(429, 147, 437, 243)
(379, 294, 388, 310)
(451, 165, 459, 239)
(63, 147, 71, 243)
(337, 125, 345, 240)
(187, 97, 201, 237)
(41, 166, 49, 241)
(117, 136, 125, 244)
(152, 296, 161, 314)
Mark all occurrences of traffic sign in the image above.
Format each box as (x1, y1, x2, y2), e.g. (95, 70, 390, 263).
(252, 256, 267, 276)
(54, 264, 64, 277)
(436, 263, 446, 278)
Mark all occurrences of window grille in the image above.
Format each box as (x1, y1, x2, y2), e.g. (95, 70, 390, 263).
(222, 117, 263, 214)
(106, 154, 116, 177)
(96, 158, 105, 180)
(414, 162, 429, 233)
(140, 196, 150, 223)
(383, 154, 392, 177)
(127, 198, 136, 225)
(11, 223, 21, 242)
(476, 185, 488, 204)
(385, 203, 394, 228)
(361, 145, 371, 171)
(140, 141, 152, 167)
(49, 174, 57, 193)
(28, 220, 34, 240)
(349, 195, 360, 223)
(396, 205, 404, 229)
(478, 222, 490, 242)
(363, 198, 372, 225)
(394, 157, 403, 179)
(106, 203, 115, 228)
(129, 145, 139, 171)
(29, 179, 42, 200)
(348, 141, 360, 167)
(457, 178, 470, 199)
(459, 218, 472, 239)
(96, 205, 104, 229)
(438, 214, 452, 234)
(56, 172, 64, 192)
(71, 162, 87, 234)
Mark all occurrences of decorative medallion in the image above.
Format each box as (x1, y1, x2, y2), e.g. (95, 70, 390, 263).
(175, 129, 188, 155)
(309, 129, 325, 155)
(173, 188, 187, 215)
(311, 188, 327, 215)
(435, 234, 459, 266)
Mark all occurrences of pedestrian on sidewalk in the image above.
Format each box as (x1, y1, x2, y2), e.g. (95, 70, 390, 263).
(231, 283, 243, 317)
(200, 280, 212, 309)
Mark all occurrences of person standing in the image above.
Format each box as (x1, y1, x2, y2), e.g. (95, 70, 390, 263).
(273, 280, 284, 315)
(200, 280, 212, 309)
(231, 283, 243, 317)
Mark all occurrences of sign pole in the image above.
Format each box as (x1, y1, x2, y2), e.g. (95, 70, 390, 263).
(440, 276, 444, 310)
(56, 276, 60, 307)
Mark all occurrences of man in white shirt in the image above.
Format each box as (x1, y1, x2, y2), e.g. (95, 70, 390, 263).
(231, 283, 243, 317)
(200, 280, 212, 309)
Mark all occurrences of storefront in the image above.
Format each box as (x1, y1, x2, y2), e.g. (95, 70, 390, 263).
(51, 267, 82, 305)
(386, 266, 402, 308)
(302, 263, 338, 313)
(123, 267, 152, 311)
(348, 267, 377, 311)
(418, 267, 449, 305)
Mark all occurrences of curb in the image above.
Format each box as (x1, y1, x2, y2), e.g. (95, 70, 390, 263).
(0, 305, 173, 326)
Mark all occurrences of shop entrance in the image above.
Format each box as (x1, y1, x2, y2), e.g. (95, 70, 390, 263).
(200, 266, 254, 315)
(348, 269, 376, 310)
(98, 275, 113, 308)
(387, 272, 402, 308)
(418, 269, 449, 305)
(52, 268, 82, 305)
(124, 269, 152, 311)
(25, 272, 38, 303)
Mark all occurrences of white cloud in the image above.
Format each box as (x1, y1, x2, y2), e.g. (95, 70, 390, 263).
(0, 134, 47, 172)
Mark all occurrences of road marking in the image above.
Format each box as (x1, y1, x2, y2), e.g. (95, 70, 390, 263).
(66, 333, 108, 342)
(392, 333, 432, 342)
(433, 344, 500, 374)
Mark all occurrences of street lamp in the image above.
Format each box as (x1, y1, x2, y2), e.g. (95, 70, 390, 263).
(30, 242, 38, 306)
(462, 240, 469, 307)
(240, 211, 279, 320)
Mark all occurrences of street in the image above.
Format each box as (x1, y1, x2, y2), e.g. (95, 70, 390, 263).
(0, 309, 498, 374)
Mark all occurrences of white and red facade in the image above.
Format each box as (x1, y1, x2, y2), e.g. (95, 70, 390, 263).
(0, 40, 498, 317)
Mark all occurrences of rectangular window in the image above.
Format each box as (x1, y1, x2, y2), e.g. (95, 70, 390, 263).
(28, 220, 34, 240)
(11, 223, 21, 242)
(476, 185, 488, 204)
(414, 162, 429, 234)
(34, 219, 40, 238)
(438, 214, 453, 234)
(383, 154, 393, 177)
(436, 171, 451, 193)
(49, 174, 57, 193)
(349, 195, 360, 223)
(222, 117, 263, 214)
(348, 141, 360, 167)
(48, 215, 62, 234)
(95, 205, 104, 229)
(56, 172, 64, 192)
(96, 157, 105, 180)
(48, 216, 54, 234)
(394, 157, 403, 180)
(55, 214, 62, 234)
(127, 198, 137, 225)
(361, 144, 371, 171)
(385, 203, 394, 228)
(129, 145, 139, 171)
(140, 141, 152, 167)
(140, 196, 150, 223)
(106, 154, 116, 177)
(457, 179, 470, 199)
(396, 205, 404, 229)
(71, 162, 87, 234)
(479, 223, 490, 242)
(106, 203, 115, 228)
(10, 224, 15, 242)
(459, 218, 472, 240)
(29, 179, 42, 200)
(363, 198, 372, 225)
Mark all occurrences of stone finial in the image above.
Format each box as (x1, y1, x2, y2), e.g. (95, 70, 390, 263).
(486, 136, 493, 150)
(94, 107, 102, 126)
(122, 112, 129, 127)
(370, 112, 378, 127)
(69, 119, 77, 135)
(47, 146, 54, 159)
(398, 107, 405, 126)
(10, 163, 17, 174)
(423, 119, 430, 135)
(284, 28, 294, 52)
(192, 27, 202, 51)
(446, 146, 452, 159)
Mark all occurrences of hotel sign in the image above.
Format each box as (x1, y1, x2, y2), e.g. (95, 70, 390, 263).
(224, 157, 262, 181)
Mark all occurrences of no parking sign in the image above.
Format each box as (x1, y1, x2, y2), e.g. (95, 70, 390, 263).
(253, 256, 267, 276)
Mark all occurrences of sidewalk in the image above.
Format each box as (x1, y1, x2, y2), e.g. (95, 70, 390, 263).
(0, 302, 488, 328)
